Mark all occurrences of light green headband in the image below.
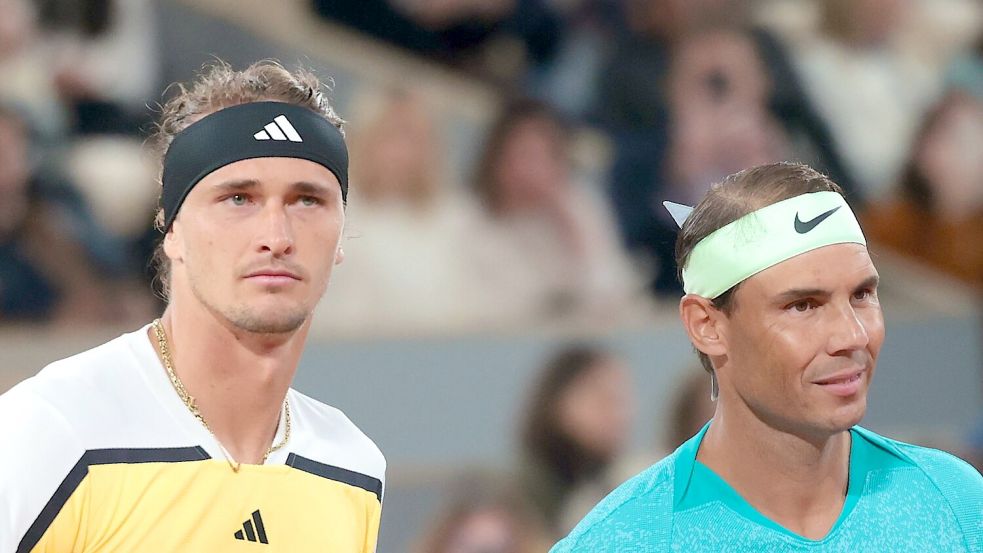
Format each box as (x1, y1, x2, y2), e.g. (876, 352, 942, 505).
(666, 191, 867, 299)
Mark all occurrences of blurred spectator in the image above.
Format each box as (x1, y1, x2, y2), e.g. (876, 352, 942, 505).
(415, 472, 551, 553)
(0, 0, 66, 139)
(525, 0, 625, 119)
(518, 345, 634, 536)
(665, 370, 716, 452)
(0, 0, 158, 138)
(862, 91, 983, 290)
(785, 0, 945, 200)
(312, 0, 562, 83)
(39, 0, 159, 134)
(0, 105, 138, 325)
(599, 3, 852, 297)
(311, 90, 481, 335)
(664, 29, 790, 207)
(467, 100, 642, 325)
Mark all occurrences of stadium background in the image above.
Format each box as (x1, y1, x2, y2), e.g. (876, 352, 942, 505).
(0, 0, 980, 551)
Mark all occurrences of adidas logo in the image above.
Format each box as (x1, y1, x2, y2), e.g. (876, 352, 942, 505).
(254, 115, 303, 142)
(233, 509, 269, 544)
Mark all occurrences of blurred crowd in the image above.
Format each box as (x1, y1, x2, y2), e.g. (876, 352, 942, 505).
(413, 344, 716, 552)
(0, 0, 980, 331)
(1, 0, 982, 550)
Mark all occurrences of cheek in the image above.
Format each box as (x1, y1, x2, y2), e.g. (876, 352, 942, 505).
(181, 221, 239, 276)
(737, 317, 819, 390)
(861, 308, 886, 356)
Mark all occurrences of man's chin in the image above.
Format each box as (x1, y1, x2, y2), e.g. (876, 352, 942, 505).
(826, 400, 867, 433)
(226, 308, 309, 335)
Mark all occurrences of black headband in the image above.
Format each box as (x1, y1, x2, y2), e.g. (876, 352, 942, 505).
(160, 101, 348, 231)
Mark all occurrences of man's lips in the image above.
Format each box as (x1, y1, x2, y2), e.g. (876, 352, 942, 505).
(812, 369, 866, 397)
(244, 270, 302, 283)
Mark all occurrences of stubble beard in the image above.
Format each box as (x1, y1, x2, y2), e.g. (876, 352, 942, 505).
(189, 275, 310, 336)
(225, 304, 308, 335)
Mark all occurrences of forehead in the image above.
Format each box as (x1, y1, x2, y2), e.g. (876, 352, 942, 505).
(743, 243, 877, 293)
(195, 157, 340, 191)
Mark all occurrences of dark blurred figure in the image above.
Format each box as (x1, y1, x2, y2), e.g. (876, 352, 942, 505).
(598, 0, 854, 297)
(518, 345, 634, 537)
(862, 91, 983, 291)
(36, 0, 159, 135)
(663, 29, 790, 207)
(0, 105, 134, 324)
(0, 0, 68, 139)
(525, 0, 625, 119)
(468, 100, 640, 325)
(416, 472, 551, 553)
(312, 0, 562, 83)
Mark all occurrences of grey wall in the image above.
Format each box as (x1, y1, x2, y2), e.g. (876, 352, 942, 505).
(293, 315, 983, 471)
(286, 313, 983, 551)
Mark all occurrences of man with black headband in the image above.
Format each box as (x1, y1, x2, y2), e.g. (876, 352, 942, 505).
(0, 61, 385, 552)
(552, 163, 982, 551)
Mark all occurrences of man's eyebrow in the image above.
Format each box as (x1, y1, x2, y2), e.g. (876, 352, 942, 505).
(208, 180, 338, 196)
(210, 179, 260, 193)
(291, 181, 335, 196)
(854, 275, 880, 292)
(774, 275, 880, 303)
(774, 287, 829, 303)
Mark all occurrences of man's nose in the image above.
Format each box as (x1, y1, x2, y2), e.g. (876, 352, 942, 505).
(257, 204, 294, 257)
(827, 301, 870, 356)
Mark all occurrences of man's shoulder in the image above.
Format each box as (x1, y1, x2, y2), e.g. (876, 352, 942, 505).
(550, 453, 678, 553)
(858, 427, 983, 548)
(286, 390, 386, 483)
(1, 329, 143, 423)
(859, 427, 983, 488)
(889, 437, 983, 494)
(10, 328, 144, 404)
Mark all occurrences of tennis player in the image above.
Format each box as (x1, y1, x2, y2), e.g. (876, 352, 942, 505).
(0, 61, 385, 552)
(552, 162, 982, 551)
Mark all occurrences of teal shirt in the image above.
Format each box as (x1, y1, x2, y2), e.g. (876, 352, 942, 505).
(551, 424, 983, 552)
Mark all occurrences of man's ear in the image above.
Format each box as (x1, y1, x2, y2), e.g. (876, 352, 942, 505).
(679, 294, 729, 358)
(162, 222, 181, 262)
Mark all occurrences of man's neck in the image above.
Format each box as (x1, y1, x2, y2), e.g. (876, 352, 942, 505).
(696, 401, 852, 540)
(148, 304, 308, 465)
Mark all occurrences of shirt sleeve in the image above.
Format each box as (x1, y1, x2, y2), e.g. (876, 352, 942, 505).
(0, 382, 87, 553)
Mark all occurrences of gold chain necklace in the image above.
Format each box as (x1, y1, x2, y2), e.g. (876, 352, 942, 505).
(152, 318, 290, 472)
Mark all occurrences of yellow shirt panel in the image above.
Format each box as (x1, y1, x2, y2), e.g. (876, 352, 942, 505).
(31, 456, 381, 553)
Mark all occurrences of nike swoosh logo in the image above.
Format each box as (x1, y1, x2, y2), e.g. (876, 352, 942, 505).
(794, 206, 841, 234)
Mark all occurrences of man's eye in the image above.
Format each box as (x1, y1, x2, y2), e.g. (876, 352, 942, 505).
(789, 300, 814, 312)
(300, 196, 321, 206)
(229, 194, 248, 206)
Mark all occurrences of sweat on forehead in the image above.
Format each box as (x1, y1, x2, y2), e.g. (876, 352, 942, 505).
(160, 102, 349, 232)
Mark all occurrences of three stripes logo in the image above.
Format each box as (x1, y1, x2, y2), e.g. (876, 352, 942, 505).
(254, 115, 303, 142)
(234, 509, 269, 544)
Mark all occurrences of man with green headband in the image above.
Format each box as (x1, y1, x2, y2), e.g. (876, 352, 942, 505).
(552, 162, 983, 552)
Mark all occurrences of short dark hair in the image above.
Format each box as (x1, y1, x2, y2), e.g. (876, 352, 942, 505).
(674, 162, 845, 374)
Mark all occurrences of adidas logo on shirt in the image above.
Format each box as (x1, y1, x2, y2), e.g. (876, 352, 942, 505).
(254, 115, 303, 142)
(233, 509, 269, 544)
